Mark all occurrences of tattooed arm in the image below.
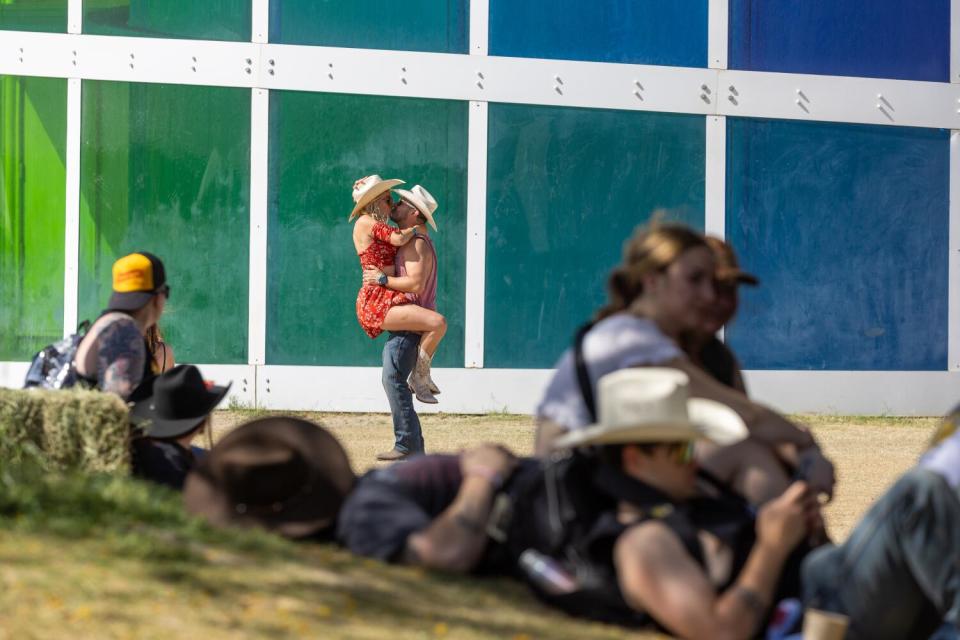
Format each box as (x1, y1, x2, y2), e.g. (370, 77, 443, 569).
(96, 317, 147, 400)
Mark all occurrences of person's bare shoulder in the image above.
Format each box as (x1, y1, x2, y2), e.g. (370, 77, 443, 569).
(96, 316, 146, 399)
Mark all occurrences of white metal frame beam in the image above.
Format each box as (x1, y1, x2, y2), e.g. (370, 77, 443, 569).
(0, 32, 957, 130)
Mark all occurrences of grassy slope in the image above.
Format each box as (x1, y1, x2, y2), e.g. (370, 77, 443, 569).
(0, 413, 938, 639)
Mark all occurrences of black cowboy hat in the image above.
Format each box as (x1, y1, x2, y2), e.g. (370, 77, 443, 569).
(131, 364, 230, 439)
(183, 417, 356, 540)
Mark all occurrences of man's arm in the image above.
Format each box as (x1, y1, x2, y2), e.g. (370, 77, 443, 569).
(615, 482, 816, 640)
(363, 235, 433, 294)
(403, 444, 517, 572)
(97, 318, 146, 400)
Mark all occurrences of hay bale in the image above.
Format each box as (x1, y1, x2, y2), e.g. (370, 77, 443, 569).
(0, 388, 131, 474)
(0, 388, 46, 465)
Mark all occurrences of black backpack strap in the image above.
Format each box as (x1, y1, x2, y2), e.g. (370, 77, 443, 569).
(573, 322, 597, 422)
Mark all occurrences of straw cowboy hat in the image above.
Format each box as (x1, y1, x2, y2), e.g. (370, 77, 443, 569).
(706, 237, 759, 286)
(349, 174, 405, 222)
(131, 364, 230, 439)
(393, 184, 439, 231)
(184, 416, 356, 539)
(553, 368, 748, 450)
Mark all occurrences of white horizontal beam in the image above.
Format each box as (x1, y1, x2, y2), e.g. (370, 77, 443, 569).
(1, 362, 957, 415)
(0, 363, 256, 407)
(719, 69, 960, 130)
(0, 31, 957, 129)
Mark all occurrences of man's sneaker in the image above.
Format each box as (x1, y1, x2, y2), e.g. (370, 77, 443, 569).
(376, 448, 411, 461)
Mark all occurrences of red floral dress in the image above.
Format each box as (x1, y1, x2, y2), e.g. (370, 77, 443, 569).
(356, 221, 414, 339)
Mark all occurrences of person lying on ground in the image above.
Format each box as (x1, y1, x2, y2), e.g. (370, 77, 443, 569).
(534, 221, 834, 506)
(184, 416, 355, 540)
(551, 368, 958, 640)
(337, 443, 542, 573)
(129, 364, 229, 491)
(74, 252, 169, 401)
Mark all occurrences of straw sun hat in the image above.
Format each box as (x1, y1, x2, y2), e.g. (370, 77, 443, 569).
(349, 175, 405, 222)
(553, 368, 748, 450)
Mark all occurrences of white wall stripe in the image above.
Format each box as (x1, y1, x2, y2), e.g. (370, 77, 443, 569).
(469, 0, 489, 56)
(0, 32, 957, 130)
(950, 131, 960, 371)
(704, 115, 726, 239)
(464, 101, 488, 368)
(62, 78, 81, 337)
(252, 0, 270, 44)
(707, 0, 729, 70)
(67, 0, 82, 34)
(248, 88, 269, 371)
(952, 0, 960, 82)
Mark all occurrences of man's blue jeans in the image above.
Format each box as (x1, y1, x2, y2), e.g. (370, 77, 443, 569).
(802, 469, 960, 640)
(382, 331, 424, 454)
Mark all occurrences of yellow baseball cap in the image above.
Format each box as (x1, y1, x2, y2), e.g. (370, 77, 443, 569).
(107, 252, 168, 311)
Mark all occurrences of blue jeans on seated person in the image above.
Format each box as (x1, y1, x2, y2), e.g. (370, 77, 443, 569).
(802, 469, 960, 640)
(382, 331, 424, 454)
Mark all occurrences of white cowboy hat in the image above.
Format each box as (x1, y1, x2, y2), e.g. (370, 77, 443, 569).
(553, 368, 748, 450)
(393, 184, 438, 231)
(349, 175, 405, 222)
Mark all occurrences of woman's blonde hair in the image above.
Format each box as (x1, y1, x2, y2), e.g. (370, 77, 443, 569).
(595, 221, 708, 321)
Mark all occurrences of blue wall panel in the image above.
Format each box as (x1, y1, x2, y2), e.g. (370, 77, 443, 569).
(726, 119, 950, 371)
(490, 0, 707, 67)
(730, 0, 950, 82)
(485, 104, 706, 368)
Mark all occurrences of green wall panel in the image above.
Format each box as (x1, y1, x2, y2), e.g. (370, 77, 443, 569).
(0, 75, 66, 360)
(79, 81, 250, 364)
(268, 91, 467, 366)
(84, 0, 250, 41)
(269, 0, 468, 53)
(485, 104, 706, 368)
(0, 0, 67, 32)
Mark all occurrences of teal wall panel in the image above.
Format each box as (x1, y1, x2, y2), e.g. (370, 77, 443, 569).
(0, 75, 66, 360)
(485, 104, 706, 368)
(84, 0, 250, 41)
(268, 91, 467, 367)
(79, 81, 250, 364)
(0, 0, 67, 33)
(270, 0, 467, 53)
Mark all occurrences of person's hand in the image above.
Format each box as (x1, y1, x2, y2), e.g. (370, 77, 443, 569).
(796, 447, 835, 503)
(362, 267, 384, 286)
(460, 444, 518, 488)
(756, 481, 818, 556)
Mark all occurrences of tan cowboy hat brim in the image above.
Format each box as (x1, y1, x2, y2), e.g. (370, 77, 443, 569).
(348, 178, 405, 222)
(394, 187, 438, 231)
(553, 397, 747, 450)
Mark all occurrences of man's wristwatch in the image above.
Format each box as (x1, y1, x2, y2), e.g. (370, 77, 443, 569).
(377, 273, 388, 286)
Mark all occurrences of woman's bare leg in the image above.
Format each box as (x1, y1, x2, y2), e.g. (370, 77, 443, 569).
(381, 305, 447, 403)
(381, 305, 447, 357)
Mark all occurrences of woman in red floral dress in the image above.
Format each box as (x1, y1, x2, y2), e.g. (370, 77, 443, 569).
(350, 175, 447, 403)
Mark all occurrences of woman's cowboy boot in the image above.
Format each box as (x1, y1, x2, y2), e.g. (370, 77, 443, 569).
(408, 349, 438, 404)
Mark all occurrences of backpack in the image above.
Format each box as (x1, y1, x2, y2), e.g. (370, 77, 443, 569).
(23, 320, 91, 390)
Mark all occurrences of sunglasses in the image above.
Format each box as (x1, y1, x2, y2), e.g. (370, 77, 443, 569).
(664, 441, 695, 465)
(157, 284, 170, 301)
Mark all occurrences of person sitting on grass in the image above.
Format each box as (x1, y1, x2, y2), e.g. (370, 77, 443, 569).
(535, 221, 834, 507)
(550, 368, 960, 640)
(129, 364, 230, 491)
(184, 417, 356, 541)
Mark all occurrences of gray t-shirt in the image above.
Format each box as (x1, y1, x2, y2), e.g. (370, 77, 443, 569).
(919, 424, 960, 490)
(536, 313, 683, 430)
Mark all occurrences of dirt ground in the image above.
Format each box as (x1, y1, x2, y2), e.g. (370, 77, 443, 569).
(211, 411, 938, 541)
